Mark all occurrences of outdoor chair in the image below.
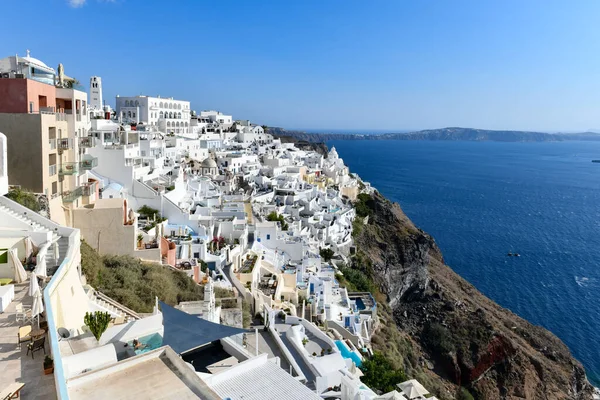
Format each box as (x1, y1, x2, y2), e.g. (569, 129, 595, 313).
(26, 336, 45, 359)
(0, 382, 25, 399)
(17, 325, 31, 349)
(15, 304, 31, 324)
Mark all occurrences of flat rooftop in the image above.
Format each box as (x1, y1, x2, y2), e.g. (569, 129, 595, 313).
(67, 347, 220, 400)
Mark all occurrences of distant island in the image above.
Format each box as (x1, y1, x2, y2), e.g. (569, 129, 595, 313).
(269, 126, 600, 143)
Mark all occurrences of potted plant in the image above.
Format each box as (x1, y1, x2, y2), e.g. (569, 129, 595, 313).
(137, 233, 143, 249)
(43, 356, 54, 375)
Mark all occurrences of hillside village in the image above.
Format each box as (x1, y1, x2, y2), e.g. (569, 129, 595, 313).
(0, 53, 440, 400)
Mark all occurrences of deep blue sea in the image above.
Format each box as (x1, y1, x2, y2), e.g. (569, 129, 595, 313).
(329, 140, 600, 385)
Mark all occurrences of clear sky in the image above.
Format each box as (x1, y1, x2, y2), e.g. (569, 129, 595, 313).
(2, 0, 600, 132)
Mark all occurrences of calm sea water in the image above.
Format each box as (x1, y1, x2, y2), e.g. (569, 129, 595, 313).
(329, 140, 600, 385)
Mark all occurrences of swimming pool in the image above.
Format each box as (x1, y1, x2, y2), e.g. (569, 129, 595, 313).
(335, 340, 362, 367)
(130, 333, 163, 355)
(354, 297, 366, 310)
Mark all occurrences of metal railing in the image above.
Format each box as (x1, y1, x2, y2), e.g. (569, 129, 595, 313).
(58, 138, 71, 150)
(82, 181, 97, 196)
(62, 186, 83, 203)
(79, 136, 94, 147)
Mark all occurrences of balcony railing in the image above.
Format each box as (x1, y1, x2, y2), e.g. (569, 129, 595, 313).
(79, 137, 94, 148)
(49, 139, 56, 150)
(59, 162, 79, 175)
(80, 157, 98, 170)
(48, 164, 57, 176)
(58, 138, 71, 150)
(62, 186, 83, 203)
(82, 181, 97, 196)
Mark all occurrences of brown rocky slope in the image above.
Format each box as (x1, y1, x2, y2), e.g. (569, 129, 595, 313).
(352, 191, 593, 399)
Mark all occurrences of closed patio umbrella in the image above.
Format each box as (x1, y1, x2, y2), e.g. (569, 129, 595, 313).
(24, 236, 37, 259)
(10, 249, 27, 284)
(31, 287, 44, 328)
(28, 273, 39, 297)
(34, 247, 47, 278)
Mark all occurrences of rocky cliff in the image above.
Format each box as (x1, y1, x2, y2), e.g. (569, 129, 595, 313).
(352, 191, 594, 399)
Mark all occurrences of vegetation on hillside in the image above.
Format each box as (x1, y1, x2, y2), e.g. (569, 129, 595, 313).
(81, 241, 231, 313)
(137, 205, 167, 231)
(5, 188, 40, 212)
(319, 247, 334, 262)
(266, 211, 288, 230)
(359, 352, 407, 393)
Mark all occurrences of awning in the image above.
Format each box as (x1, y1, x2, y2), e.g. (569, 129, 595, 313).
(159, 301, 248, 354)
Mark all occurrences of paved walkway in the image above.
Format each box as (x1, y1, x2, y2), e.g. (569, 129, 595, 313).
(0, 283, 56, 400)
(245, 329, 292, 374)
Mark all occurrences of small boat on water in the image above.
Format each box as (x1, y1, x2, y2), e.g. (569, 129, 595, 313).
(592, 160, 600, 163)
(507, 252, 513, 256)
(507, 252, 521, 257)
(514, 253, 520, 257)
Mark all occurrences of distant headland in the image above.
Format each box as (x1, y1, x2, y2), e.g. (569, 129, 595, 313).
(269, 126, 600, 143)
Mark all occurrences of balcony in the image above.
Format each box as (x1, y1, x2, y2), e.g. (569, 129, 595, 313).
(48, 164, 57, 176)
(79, 136, 95, 148)
(58, 138, 72, 150)
(62, 186, 83, 203)
(82, 181, 98, 196)
(59, 162, 79, 175)
(80, 157, 98, 170)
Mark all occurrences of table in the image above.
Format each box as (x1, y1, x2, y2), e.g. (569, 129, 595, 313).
(31, 329, 45, 339)
(0, 284, 15, 312)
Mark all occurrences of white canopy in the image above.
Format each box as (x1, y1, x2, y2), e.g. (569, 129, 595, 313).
(397, 380, 429, 399)
(28, 273, 39, 297)
(375, 391, 408, 400)
(34, 245, 48, 277)
(31, 287, 44, 328)
(10, 248, 27, 284)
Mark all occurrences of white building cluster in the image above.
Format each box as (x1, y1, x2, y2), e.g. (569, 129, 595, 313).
(0, 67, 437, 400)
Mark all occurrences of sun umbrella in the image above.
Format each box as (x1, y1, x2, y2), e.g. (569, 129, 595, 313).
(31, 287, 44, 328)
(397, 380, 429, 399)
(24, 236, 37, 259)
(34, 246, 47, 278)
(375, 391, 408, 400)
(28, 273, 39, 296)
(10, 248, 27, 284)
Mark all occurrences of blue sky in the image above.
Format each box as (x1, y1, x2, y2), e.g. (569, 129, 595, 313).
(2, 0, 600, 132)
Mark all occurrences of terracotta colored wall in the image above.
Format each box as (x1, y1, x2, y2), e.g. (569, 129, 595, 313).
(0, 79, 56, 113)
(160, 237, 177, 266)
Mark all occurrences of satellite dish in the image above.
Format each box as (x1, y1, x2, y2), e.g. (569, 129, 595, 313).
(57, 327, 70, 339)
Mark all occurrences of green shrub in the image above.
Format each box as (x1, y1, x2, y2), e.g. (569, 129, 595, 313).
(457, 387, 474, 400)
(354, 193, 375, 218)
(359, 352, 407, 393)
(423, 322, 455, 355)
(319, 247, 335, 262)
(266, 211, 288, 230)
(6, 189, 40, 212)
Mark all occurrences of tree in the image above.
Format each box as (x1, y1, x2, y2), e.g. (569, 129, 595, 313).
(320, 247, 335, 262)
(84, 311, 112, 341)
(266, 211, 288, 231)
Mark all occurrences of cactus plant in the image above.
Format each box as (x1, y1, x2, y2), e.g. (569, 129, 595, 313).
(84, 311, 112, 341)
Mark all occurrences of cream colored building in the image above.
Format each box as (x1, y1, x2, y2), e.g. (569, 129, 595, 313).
(72, 198, 161, 263)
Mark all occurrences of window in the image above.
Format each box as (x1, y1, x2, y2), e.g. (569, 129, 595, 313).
(133, 112, 136, 118)
(194, 252, 200, 259)
(0, 249, 7, 264)
(178, 112, 181, 119)
(266, 234, 271, 240)
(135, 100, 139, 106)
(128, 111, 132, 118)
(160, 102, 164, 108)
(29, 102, 34, 113)
(159, 111, 164, 118)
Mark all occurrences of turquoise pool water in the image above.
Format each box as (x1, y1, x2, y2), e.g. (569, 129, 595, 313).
(130, 333, 163, 355)
(335, 340, 362, 367)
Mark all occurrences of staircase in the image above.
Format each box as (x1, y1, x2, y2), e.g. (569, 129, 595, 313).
(85, 287, 141, 323)
(0, 203, 62, 270)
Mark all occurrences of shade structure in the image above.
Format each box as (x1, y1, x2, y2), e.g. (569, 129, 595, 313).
(24, 236, 37, 259)
(397, 379, 429, 399)
(159, 301, 248, 354)
(28, 273, 39, 296)
(10, 249, 27, 284)
(375, 390, 408, 400)
(31, 287, 44, 328)
(34, 246, 48, 277)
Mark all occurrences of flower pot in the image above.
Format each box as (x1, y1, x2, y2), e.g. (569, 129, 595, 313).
(44, 366, 54, 375)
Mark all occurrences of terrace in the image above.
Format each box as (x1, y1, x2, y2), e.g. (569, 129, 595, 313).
(0, 283, 56, 400)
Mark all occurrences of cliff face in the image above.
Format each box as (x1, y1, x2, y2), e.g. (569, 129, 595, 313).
(354, 191, 593, 399)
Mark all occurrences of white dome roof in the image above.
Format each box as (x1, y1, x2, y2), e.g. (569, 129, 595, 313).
(201, 158, 217, 168)
(20, 51, 54, 72)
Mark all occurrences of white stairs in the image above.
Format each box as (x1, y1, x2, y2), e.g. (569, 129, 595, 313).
(85, 287, 140, 323)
